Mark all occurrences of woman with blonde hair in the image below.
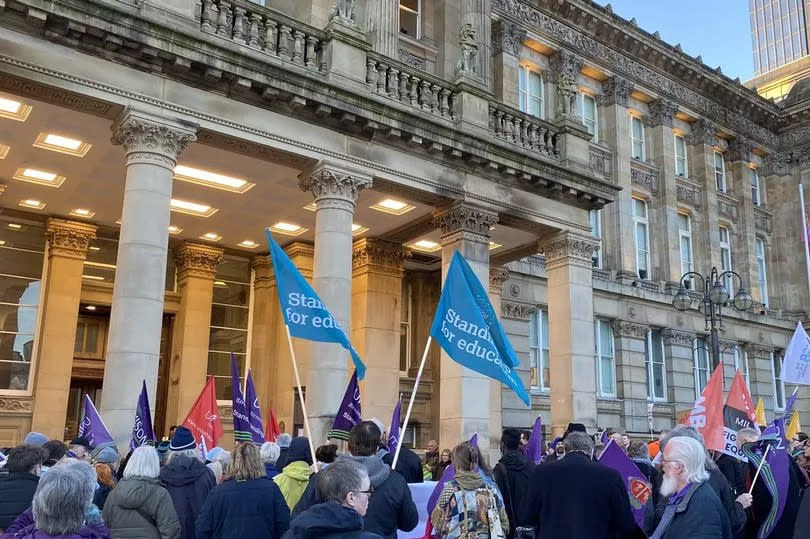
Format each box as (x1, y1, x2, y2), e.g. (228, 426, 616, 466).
(195, 442, 290, 538)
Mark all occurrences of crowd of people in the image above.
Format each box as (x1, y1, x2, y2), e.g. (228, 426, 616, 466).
(0, 421, 807, 538)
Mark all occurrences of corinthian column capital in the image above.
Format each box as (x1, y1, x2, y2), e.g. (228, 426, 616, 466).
(299, 161, 373, 211)
(433, 201, 499, 245)
(45, 218, 97, 260)
(539, 230, 598, 271)
(175, 242, 224, 281)
(110, 109, 197, 169)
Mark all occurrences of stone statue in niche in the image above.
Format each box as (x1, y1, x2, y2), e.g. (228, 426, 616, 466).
(329, 0, 357, 25)
(456, 23, 478, 74)
(550, 50, 583, 119)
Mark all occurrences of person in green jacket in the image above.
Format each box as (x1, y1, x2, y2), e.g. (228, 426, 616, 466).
(273, 437, 313, 510)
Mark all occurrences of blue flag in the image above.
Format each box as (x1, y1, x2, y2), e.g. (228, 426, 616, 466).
(231, 354, 251, 442)
(387, 396, 402, 454)
(78, 395, 113, 447)
(266, 229, 366, 379)
(429, 251, 529, 405)
(130, 380, 156, 451)
(327, 371, 362, 441)
(245, 369, 265, 444)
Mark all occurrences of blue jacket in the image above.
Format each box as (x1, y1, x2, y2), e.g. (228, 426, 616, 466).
(283, 502, 381, 539)
(655, 482, 732, 539)
(159, 456, 215, 539)
(195, 477, 290, 539)
(265, 463, 280, 479)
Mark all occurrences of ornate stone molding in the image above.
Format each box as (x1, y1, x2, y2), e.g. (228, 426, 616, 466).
(743, 342, 773, 359)
(548, 49, 584, 117)
(299, 162, 373, 211)
(501, 301, 537, 320)
(761, 152, 791, 176)
(643, 99, 678, 128)
(727, 138, 754, 163)
(612, 319, 649, 339)
(45, 218, 97, 260)
(175, 242, 224, 281)
(676, 183, 701, 208)
(251, 255, 275, 290)
(491, 19, 527, 56)
(398, 49, 426, 70)
(717, 193, 738, 222)
(538, 231, 598, 271)
(685, 118, 717, 147)
(661, 329, 695, 347)
(0, 397, 32, 412)
(433, 202, 498, 245)
(754, 208, 773, 234)
(489, 267, 510, 294)
(110, 109, 197, 169)
(630, 165, 657, 193)
(352, 238, 411, 276)
(595, 76, 632, 108)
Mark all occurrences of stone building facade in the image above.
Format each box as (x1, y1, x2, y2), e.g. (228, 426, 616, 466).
(0, 0, 807, 454)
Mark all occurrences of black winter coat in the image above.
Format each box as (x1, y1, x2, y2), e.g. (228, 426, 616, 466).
(744, 456, 803, 539)
(284, 502, 382, 539)
(716, 454, 747, 496)
(517, 452, 642, 539)
(493, 451, 535, 539)
(794, 485, 810, 539)
(275, 448, 290, 472)
(652, 482, 732, 539)
(159, 455, 215, 539)
(380, 446, 423, 484)
(707, 467, 747, 535)
(0, 471, 38, 531)
(196, 477, 290, 539)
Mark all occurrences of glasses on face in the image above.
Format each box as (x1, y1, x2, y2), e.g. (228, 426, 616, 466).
(353, 487, 374, 498)
(660, 458, 682, 467)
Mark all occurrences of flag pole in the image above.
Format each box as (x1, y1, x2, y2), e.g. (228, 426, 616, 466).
(747, 443, 771, 495)
(392, 336, 432, 469)
(284, 325, 316, 462)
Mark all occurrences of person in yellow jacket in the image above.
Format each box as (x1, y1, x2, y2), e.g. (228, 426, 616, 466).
(273, 437, 314, 510)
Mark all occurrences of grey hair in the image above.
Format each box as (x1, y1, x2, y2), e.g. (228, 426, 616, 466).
(207, 461, 224, 484)
(563, 432, 595, 454)
(168, 449, 200, 463)
(666, 436, 710, 484)
(32, 460, 96, 535)
(124, 446, 160, 479)
(737, 427, 760, 444)
(276, 433, 292, 448)
(260, 442, 280, 465)
(660, 425, 716, 470)
(317, 459, 368, 504)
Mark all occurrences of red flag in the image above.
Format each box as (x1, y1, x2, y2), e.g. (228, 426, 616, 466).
(685, 363, 725, 452)
(726, 371, 757, 426)
(183, 376, 223, 449)
(265, 406, 282, 442)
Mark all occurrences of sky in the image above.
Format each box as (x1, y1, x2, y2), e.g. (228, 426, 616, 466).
(594, 0, 754, 81)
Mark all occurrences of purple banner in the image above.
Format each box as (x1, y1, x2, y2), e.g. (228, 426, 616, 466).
(526, 416, 543, 464)
(78, 394, 113, 448)
(598, 440, 652, 531)
(245, 369, 265, 443)
(231, 353, 251, 442)
(130, 380, 156, 451)
(387, 396, 402, 454)
(327, 370, 362, 441)
(741, 432, 790, 539)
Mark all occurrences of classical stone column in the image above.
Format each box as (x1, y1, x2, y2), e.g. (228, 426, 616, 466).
(491, 20, 526, 109)
(727, 140, 761, 303)
(165, 243, 223, 427)
(351, 238, 410, 423)
(744, 342, 776, 410)
(687, 119, 723, 272)
(30, 219, 97, 439)
(487, 267, 510, 462)
(539, 230, 599, 436)
(101, 109, 196, 445)
(249, 255, 278, 423)
(299, 161, 372, 443)
(662, 328, 698, 413)
(361, 0, 398, 58)
(434, 201, 498, 455)
(611, 320, 650, 433)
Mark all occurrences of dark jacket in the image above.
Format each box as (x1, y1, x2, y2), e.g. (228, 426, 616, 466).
(517, 452, 641, 539)
(292, 454, 417, 539)
(0, 471, 39, 531)
(3, 508, 111, 539)
(716, 454, 747, 496)
(707, 467, 746, 535)
(265, 463, 280, 479)
(275, 448, 290, 472)
(102, 476, 181, 539)
(380, 446, 423, 484)
(745, 456, 802, 539)
(794, 484, 810, 539)
(195, 477, 290, 539)
(652, 482, 732, 539)
(283, 502, 382, 539)
(494, 451, 535, 539)
(92, 484, 114, 511)
(159, 456, 215, 539)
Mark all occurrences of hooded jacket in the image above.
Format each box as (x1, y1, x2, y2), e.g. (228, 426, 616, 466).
(195, 477, 290, 539)
(159, 455, 215, 539)
(274, 462, 313, 511)
(292, 454, 418, 539)
(0, 471, 39, 531)
(101, 476, 181, 539)
(494, 450, 534, 539)
(283, 502, 382, 539)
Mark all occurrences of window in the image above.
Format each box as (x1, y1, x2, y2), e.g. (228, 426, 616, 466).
(400, 281, 411, 374)
(632, 198, 651, 279)
(719, 226, 733, 296)
(646, 329, 667, 401)
(674, 134, 688, 178)
(577, 93, 598, 140)
(74, 317, 107, 359)
(771, 352, 785, 410)
(751, 167, 761, 206)
(732, 346, 749, 389)
(590, 209, 602, 269)
(679, 214, 693, 283)
(529, 310, 549, 391)
(756, 238, 769, 307)
(694, 338, 710, 398)
(519, 66, 544, 118)
(399, 0, 421, 39)
(595, 319, 615, 397)
(631, 116, 645, 160)
(714, 151, 726, 192)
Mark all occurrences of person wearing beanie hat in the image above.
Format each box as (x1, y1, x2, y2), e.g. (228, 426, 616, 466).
(23, 432, 48, 447)
(91, 445, 120, 510)
(275, 433, 293, 471)
(273, 437, 313, 510)
(69, 437, 91, 462)
(156, 440, 171, 466)
(169, 426, 196, 451)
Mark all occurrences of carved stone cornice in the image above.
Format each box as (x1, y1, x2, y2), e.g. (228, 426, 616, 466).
(546, 48, 583, 84)
(251, 255, 275, 290)
(398, 49, 426, 70)
(299, 161, 373, 211)
(685, 118, 717, 147)
(489, 267, 510, 294)
(761, 152, 791, 176)
(727, 138, 754, 163)
(491, 19, 527, 56)
(501, 301, 537, 320)
(352, 238, 411, 277)
(643, 99, 678, 128)
(754, 207, 773, 234)
(676, 182, 701, 209)
(630, 164, 657, 193)
(595, 76, 633, 108)
(0, 396, 32, 412)
(45, 218, 97, 260)
(743, 342, 773, 359)
(717, 193, 738, 222)
(175, 242, 224, 281)
(661, 329, 695, 347)
(110, 109, 197, 169)
(612, 319, 649, 339)
(433, 202, 498, 245)
(538, 231, 598, 271)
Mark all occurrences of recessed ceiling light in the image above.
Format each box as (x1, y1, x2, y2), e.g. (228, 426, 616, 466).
(7, 223, 22, 230)
(69, 208, 95, 218)
(13, 167, 66, 188)
(168, 225, 183, 234)
(0, 240, 6, 246)
(370, 198, 415, 216)
(270, 222, 308, 236)
(173, 165, 255, 193)
(407, 239, 441, 253)
(0, 97, 32, 121)
(170, 198, 218, 217)
(89, 246, 101, 251)
(351, 224, 369, 236)
(18, 199, 46, 210)
(213, 280, 228, 288)
(489, 241, 502, 250)
(85, 305, 96, 311)
(82, 275, 105, 281)
(303, 202, 317, 211)
(237, 240, 259, 248)
(201, 232, 222, 241)
(0, 144, 9, 159)
(33, 133, 92, 157)
(84, 261, 116, 270)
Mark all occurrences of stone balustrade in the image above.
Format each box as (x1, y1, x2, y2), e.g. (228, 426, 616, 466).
(200, 0, 324, 71)
(488, 103, 560, 157)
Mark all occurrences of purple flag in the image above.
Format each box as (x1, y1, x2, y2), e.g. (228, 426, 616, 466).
(245, 370, 265, 444)
(426, 433, 479, 518)
(327, 370, 362, 441)
(78, 394, 113, 447)
(525, 416, 543, 464)
(387, 396, 402, 454)
(0, 450, 5, 462)
(129, 380, 156, 451)
(741, 432, 790, 539)
(549, 436, 562, 449)
(231, 354, 251, 442)
(598, 440, 652, 530)
(600, 429, 610, 445)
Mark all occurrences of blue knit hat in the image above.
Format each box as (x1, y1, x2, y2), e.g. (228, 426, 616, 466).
(23, 432, 48, 447)
(169, 426, 196, 451)
(93, 446, 119, 464)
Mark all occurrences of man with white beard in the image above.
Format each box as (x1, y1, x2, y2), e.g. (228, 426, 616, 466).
(649, 436, 732, 539)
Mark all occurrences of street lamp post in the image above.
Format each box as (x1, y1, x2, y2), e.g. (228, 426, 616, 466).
(671, 267, 754, 369)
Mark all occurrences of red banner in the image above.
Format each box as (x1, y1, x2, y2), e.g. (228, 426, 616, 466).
(183, 376, 223, 449)
(685, 363, 725, 452)
(265, 406, 282, 442)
